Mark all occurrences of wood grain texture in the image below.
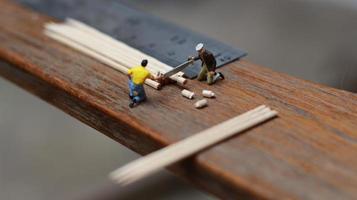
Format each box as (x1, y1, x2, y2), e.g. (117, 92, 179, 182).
(0, 0, 356, 199)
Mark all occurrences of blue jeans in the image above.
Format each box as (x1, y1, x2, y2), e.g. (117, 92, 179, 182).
(129, 80, 147, 103)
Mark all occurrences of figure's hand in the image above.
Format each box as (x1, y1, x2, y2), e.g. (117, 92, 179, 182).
(153, 72, 163, 81)
(157, 72, 164, 79)
(209, 71, 215, 76)
(154, 72, 166, 85)
(188, 56, 195, 64)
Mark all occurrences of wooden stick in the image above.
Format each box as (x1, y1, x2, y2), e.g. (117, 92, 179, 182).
(60, 23, 187, 85)
(46, 25, 140, 69)
(46, 23, 168, 76)
(120, 109, 277, 185)
(65, 19, 173, 72)
(112, 105, 269, 182)
(45, 21, 187, 85)
(109, 105, 277, 185)
(65, 19, 178, 73)
(111, 106, 276, 185)
(44, 30, 161, 89)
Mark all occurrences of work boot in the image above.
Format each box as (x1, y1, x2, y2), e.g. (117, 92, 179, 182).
(219, 72, 225, 80)
(212, 72, 223, 83)
(129, 102, 135, 108)
(129, 98, 138, 108)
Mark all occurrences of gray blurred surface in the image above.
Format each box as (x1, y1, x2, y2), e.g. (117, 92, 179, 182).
(0, 77, 213, 200)
(1, 0, 357, 200)
(125, 0, 357, 92)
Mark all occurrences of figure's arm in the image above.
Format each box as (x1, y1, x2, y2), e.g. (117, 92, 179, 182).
(188, 55, 200, 64)
(149, 72, 162, 81)
(207, 54, 217, 73)
(127, 69, 132, 80)
(149, 74, 156, 80)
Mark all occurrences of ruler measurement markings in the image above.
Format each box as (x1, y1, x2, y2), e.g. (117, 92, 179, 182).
(16, 0, 247, 78)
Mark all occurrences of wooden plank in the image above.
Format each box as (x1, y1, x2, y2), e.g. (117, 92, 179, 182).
(0, 0, 356, 199)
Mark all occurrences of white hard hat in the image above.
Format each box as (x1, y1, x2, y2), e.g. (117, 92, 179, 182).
(195, 43, 204, 51)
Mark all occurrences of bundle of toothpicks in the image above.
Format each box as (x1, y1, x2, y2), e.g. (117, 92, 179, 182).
(110, 105, 277, 185)
(44, 18, 187, 89)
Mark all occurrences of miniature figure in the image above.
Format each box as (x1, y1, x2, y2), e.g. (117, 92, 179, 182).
(189, 43, 224, 85)
(128, 59, 159, 108)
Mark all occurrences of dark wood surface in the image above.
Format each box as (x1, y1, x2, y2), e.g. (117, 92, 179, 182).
(0, 0, 356, 199)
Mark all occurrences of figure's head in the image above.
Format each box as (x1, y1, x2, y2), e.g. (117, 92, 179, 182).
(195, 43, 204, 53)
(141, 59, 148, 67)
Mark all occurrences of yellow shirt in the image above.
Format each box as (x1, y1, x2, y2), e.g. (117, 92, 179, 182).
(128, 66, 151, 85)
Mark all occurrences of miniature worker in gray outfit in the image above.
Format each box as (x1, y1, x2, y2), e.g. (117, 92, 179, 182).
(189, 43, 224, 85)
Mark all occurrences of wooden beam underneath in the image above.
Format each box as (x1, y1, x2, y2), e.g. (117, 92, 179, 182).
(0, 0, 356, 199)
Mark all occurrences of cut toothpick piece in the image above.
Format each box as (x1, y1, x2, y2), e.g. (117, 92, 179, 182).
(109, 105, 277, 185)
(195, 99, 208, 108)
(181, 89, 195, 99)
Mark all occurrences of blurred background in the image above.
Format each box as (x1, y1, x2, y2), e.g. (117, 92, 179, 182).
(1, 0, 356, 199)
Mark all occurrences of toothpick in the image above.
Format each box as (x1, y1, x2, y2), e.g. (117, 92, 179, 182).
(44, 30, 160, 89)
(44, 19, 187, 86)
(64, 19, 172, 72)
(109, 105, 277, 185)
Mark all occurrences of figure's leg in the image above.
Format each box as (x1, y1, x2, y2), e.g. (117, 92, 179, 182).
(129, 81, 141, 108)
(129, 91, 141, 108)
(197, 65, 208, 81)
(132, 96, 141, 103)
(130, 85, 147, 108)
(208, 72, 225, 85)
(128, 80, 135, 99)
(136, 85, 147, 103)
(207, 72, 214, 85)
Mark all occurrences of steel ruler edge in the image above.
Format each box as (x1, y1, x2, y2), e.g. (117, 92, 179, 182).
(16, 0, 247, 78)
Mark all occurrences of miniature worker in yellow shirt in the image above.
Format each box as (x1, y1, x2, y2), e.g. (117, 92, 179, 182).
(127, 59, 158, 108)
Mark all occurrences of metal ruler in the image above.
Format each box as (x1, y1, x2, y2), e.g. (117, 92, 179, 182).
(17, 0, 247, 78)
